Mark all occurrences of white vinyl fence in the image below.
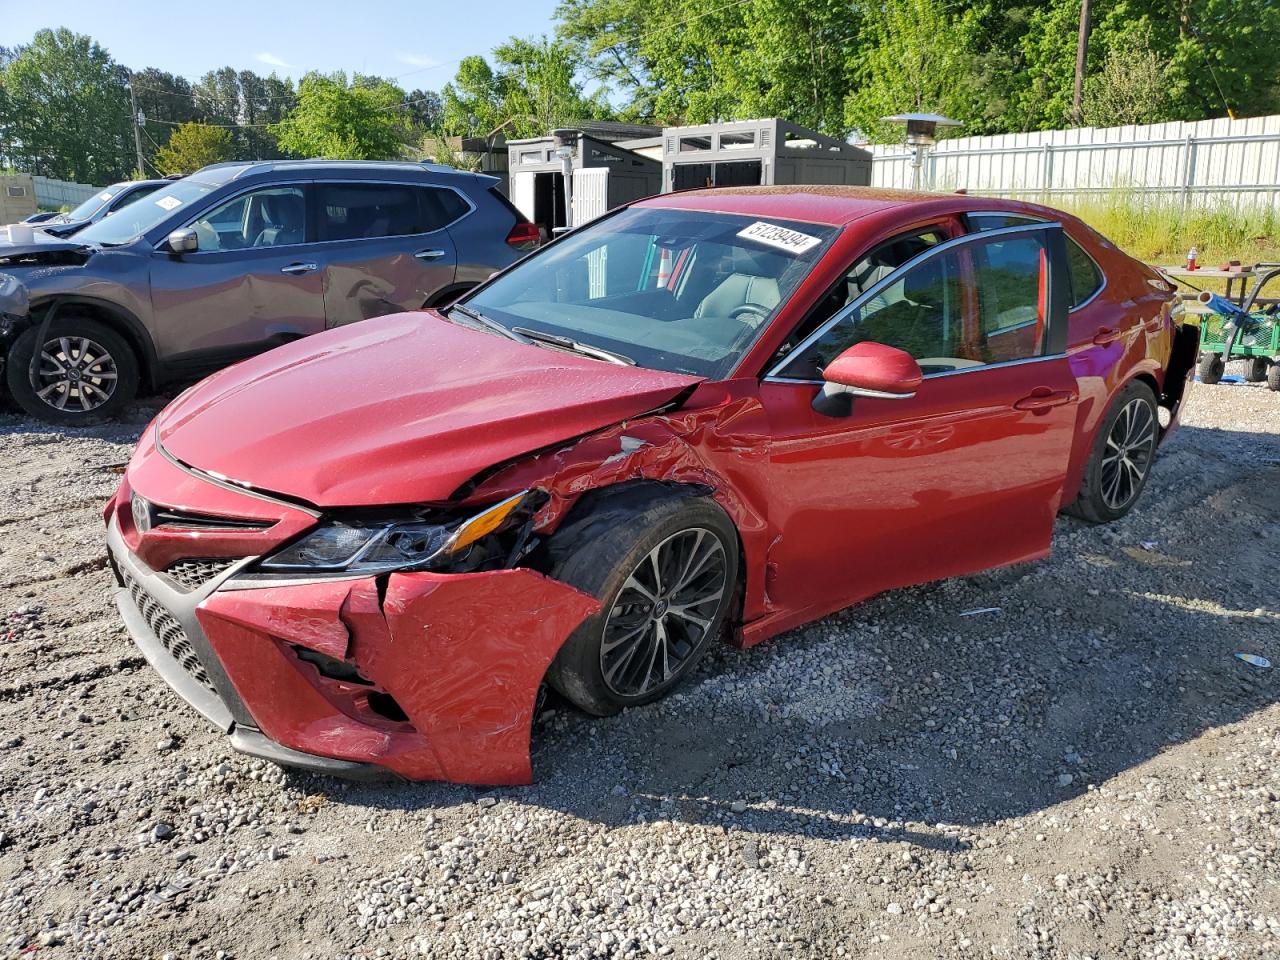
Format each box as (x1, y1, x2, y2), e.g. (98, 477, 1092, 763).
(867, 114, 1280, 208)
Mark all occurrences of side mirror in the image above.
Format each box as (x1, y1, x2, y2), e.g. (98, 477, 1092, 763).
(813, 342, 923, 416)
(167, 228, 199, 254)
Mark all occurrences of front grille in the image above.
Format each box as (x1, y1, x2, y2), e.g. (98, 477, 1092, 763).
(121, 567, 216, 694)
(163, 558, 237, 592)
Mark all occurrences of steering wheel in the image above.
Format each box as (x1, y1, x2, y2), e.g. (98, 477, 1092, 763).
(730, 303, 770, 325)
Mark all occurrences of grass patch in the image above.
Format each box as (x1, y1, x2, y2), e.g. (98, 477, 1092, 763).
(1060, 192, 1280, 268)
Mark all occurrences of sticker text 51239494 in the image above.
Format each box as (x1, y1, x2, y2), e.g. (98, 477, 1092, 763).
(736, 221, 822, 255)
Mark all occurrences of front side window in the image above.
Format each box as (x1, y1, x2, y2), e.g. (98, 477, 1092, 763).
(464, 206, 836, 377)
(318, 184, 421, 241)
(774, 227, 947, 363)
(777, 231, 1052, 380)
(188, 187, 306, 250)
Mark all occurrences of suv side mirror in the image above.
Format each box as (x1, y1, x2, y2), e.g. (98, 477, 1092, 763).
(813, 342, 923, 416)
(167, 228, 199, 254)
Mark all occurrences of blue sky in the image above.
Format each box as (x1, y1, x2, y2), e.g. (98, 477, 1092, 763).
(1, 0, 565, 89)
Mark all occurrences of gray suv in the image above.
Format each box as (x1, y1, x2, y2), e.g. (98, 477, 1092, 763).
(0, 160, 538, 424)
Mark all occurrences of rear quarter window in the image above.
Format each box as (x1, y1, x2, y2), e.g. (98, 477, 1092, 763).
(1065, 236, 1104, 308)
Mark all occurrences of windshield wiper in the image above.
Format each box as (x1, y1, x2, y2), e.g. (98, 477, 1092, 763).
(446, 303, 531, 344)
(511, 327, 635, 366)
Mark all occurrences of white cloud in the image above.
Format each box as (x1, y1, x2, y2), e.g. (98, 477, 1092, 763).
(396, 52, 440, 69)
(256, 52, 292, 68)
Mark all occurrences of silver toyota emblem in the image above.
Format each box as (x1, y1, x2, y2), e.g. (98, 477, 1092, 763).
(131, 495, 153, 533)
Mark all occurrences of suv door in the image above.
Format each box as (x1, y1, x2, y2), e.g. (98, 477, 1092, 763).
(757, 224, 1078, 619)
(148, 184, 326, 365)
(312, 182, 463, 328)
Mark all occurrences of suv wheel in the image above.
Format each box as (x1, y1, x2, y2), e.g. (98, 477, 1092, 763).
(6, 317, 138, 425)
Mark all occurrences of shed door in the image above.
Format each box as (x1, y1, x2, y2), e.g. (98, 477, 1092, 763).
(509, 171, 536, 223)
(573, 167, 609, 226)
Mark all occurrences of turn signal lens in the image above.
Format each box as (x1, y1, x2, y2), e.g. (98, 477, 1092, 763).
(442, 492, 529, 556)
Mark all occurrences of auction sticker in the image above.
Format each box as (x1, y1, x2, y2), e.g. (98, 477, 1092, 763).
(155, 195, 183, 211)
(737, 221, 821, 254)
(99, 192, 114, 201)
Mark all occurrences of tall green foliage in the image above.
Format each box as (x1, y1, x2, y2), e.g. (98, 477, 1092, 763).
(0, 28, 131, 182)
(440, 38, 609, 139)
(273, 73, 412, 160)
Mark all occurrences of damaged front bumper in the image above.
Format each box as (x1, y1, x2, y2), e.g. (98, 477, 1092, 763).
(105, 498, 599, 785)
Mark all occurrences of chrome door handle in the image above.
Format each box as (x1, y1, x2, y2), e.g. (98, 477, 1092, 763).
(280, 262, 318, 275)
(414, 248, 447, 261)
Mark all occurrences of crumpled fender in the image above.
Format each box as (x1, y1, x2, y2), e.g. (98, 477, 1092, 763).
(197, 570, 599, 784)
(460, 380, 776, 638)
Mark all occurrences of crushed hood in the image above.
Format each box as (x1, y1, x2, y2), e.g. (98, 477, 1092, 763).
(158, 310, 701, 507)
(0, 235, 92, 267)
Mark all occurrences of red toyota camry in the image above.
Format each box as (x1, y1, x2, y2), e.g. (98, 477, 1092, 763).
(104, 187, 1199, 784)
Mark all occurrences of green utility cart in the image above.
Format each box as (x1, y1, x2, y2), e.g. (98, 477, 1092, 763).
(1197, 264, 1280, 391)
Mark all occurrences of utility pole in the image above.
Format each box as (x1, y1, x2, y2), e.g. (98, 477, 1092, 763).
(127, 75, 146, 177)
(1072, 0, 1093, 125)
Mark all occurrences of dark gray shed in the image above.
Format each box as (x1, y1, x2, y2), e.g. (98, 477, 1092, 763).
(662, 119, 871, 191)
(507, 132, 662, 237)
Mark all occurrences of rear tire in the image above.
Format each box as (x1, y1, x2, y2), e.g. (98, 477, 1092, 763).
(1197, 352, 1224, 384)
(1063, 380, 1159, 525)
(1243, 357, 1269, 382)
(6, 316, 138, 425)
(1268, 363, 1280, 392)
(542, 487, 739, 716)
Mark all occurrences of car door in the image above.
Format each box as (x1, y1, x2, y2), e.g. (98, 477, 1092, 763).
(312, 182, 460, 328)
(148, 184, 327, 364)
(757, 223, 1079, 619)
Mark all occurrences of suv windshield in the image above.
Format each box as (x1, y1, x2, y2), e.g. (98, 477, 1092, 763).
(76, 179, 217, 246)
(60, 184, 129, 222)
(464, 206, 836, 377)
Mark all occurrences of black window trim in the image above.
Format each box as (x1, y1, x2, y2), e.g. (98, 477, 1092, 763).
(965, 211, 1107, 313)
(764, 222, 1071, 384)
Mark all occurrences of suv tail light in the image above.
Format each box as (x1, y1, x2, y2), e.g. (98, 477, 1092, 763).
(505, 221, 541, 251)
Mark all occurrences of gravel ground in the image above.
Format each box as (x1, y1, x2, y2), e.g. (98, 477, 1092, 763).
(0, 377, 1277, 960)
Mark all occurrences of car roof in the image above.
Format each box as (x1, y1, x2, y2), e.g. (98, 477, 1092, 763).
(638, 185, 1057, 228)
(188, 159, 493, 187)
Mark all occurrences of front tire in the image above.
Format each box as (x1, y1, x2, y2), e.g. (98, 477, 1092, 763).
(1267, 363, 1280, 392)
(1064, 380, 1159, 525)
(542, 488, 739, 716)
(5, 317, 138, 425)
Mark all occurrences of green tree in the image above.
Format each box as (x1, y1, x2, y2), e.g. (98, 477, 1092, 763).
(0, 28, 131, 182)
(1083, 28, 1170, 126)
(844, 0, 982, 142)
(440, 38, 610, 139)
(154, 122, 234, 175)
(273, 72, 412, 159)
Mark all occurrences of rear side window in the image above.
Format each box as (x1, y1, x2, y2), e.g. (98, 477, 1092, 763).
(1065, 236, 1104, 307)
(419, 187, 470, 231)
(318, 183, 422, 241)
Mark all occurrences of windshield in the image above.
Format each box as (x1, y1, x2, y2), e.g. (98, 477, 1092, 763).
(60, 184, 129, 222)
(463, 206, 837, 377)
(75, 180, 217, 246)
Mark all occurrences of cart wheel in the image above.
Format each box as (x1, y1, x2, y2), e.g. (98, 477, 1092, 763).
(1198, 352, 1224, 385)
(1243, 357, 1269, 382)
(1268, 363, 1280, 392)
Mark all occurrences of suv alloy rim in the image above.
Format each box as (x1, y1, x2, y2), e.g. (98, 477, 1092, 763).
(1100, 397, 1156, 510)
(36, 336, 118, 412)
(600, 527, 729, 697)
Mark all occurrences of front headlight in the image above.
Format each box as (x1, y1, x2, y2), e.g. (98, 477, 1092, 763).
(258, 491, 533, 575)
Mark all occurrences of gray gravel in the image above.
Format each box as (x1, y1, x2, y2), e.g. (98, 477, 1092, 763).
(0, 378, 1277, 959)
